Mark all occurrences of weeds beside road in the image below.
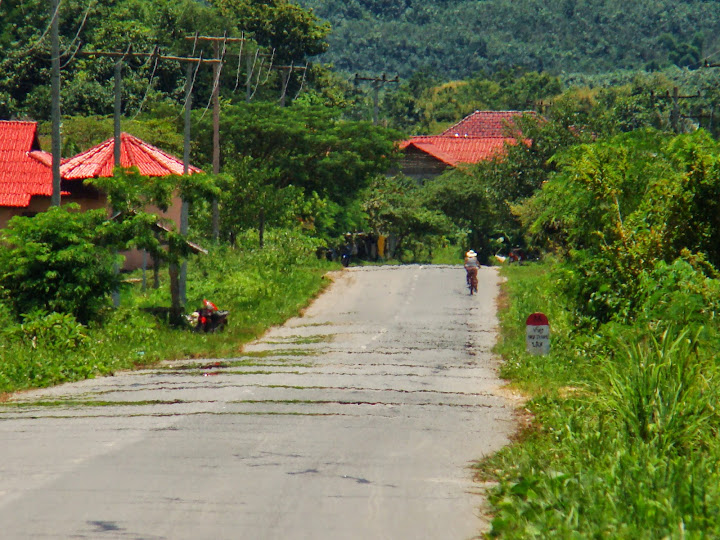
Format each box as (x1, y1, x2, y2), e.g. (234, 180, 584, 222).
(0, 229, 334, 397)
(479, 260, 720, 538)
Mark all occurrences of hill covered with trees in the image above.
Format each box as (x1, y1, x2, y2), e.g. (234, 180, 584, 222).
(298, 0, 720, 79)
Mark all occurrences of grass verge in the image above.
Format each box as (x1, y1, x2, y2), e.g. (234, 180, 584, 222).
(479, 259, 720, 538)
(0, 229, 336, 395)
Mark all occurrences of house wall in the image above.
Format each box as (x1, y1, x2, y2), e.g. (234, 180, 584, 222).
(398, 147, 450, 181)
(121, 195, 183, 271)
(0, 196, 53, 228)
(0, 191, 183, 272)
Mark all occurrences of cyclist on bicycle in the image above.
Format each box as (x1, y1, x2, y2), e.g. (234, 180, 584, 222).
(464, 250, 480, 292)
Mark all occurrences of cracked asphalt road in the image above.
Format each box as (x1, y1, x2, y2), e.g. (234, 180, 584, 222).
(0, 265, 516, 540)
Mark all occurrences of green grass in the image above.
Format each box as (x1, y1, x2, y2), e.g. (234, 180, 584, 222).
(0, 228, 337, 396)
(479, 260, 720, 538)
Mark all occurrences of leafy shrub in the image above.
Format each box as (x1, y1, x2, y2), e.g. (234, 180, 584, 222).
(11, 310, 88, 351)
(0, 205, 122, 323)
(635, 257, 720, 329)
(485, 260, 720, 538)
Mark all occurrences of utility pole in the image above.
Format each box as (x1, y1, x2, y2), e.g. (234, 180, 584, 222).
(180, 61, 193, 307)
(354, 73, 399, 125)
(50, 0, 61, 206)
(81, 49, 222, 312)
(184, 35, 246, 240)
(212, 40, 222, 240)
(651, 87, 702, 133)
(276, 63, 307, 107)
(111, 52, 127, 308)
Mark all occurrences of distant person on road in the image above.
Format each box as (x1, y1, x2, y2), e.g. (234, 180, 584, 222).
(464, 250, 480, 289)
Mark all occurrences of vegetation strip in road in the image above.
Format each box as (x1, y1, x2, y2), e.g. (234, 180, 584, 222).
(477, 261, 720, 538)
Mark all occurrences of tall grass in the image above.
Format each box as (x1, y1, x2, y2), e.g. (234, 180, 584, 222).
(0, 228, 335, 395)
(480, 261, 720, 538)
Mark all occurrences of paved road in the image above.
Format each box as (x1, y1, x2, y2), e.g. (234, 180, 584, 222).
(0, 265, 515, 540)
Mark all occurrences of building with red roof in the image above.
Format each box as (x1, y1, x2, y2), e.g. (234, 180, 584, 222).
(59, 132, 203, 269)
(398, 110, 533, 180)
(0, 124, 202, 268)
(0, 121, 59, 225)
(61, 132, 201, 179)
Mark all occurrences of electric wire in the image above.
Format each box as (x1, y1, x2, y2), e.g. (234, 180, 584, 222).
(249, 57, 266, 100)
(232, 32, 245, 91)
(129, 46, 161, 120)
(262, 48, 276, 84)
(199, 37, 227, 121)
(245, 48, 260, 91)
(278, 61, 294, 103)
(190, 31, 199, 56)
(294, 62, 309, 100)
(27, 0, 62, 53)
(61, 0, 94, 57)
(172, 48, 204, 121)
(60, 39, 83, 69)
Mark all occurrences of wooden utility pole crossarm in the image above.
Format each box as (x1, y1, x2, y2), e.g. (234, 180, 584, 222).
(354, 73, 399, 125)
(650, 87, 702, 133)
(80, 50, 222, 64)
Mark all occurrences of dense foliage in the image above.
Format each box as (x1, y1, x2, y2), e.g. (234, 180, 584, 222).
(299, 0, 720, 79)
(0, 206, 126, 323)
(0, 0, 329, 119)
(483, 257, 720, 537)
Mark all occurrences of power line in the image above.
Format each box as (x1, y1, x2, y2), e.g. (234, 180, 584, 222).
(130, 46, 161, 120)
(353, 73, 400, 125)
(29, 0, 63, 54)
(61, 0, 95, 57)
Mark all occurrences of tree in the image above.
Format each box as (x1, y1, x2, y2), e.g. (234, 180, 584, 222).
(0, 206, 123, 324)
(362, 175, 456, 261)
(210, 0, 329, 62)
(192, 102, 401, 240)
(516, 128, 720, 322)
(91, 167, 219, 323)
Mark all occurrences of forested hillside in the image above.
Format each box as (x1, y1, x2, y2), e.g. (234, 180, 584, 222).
(298, 0, 720, 79)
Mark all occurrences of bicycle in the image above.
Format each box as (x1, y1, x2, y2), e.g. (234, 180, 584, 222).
(466, 267, 478, 295)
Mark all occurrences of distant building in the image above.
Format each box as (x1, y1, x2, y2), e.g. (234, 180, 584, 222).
(0, 122, 202, 269)
(398, 110, 534, 180)
(0, 121, 58, 226)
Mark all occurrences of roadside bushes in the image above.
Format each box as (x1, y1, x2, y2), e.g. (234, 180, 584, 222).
(485, 263, 720, 538)
(0, 226, 334, 394)
(0, 205, 122, 324)
(520, 129, 720, 325)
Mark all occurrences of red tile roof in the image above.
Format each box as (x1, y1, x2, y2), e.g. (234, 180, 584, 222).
(0, 121, 54, 207)
(441, 110, 533, 138)
(399, 110, 535, 167)
(61, 132, 202, 179)
(399, 136, 519, 166)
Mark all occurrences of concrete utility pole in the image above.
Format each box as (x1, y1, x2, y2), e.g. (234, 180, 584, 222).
(50, 0, 62, 206)
(179, 62, 193, 306)
(184, 35, 246, 240)
(651, 87, 702, 133)
(354, 73, 399, 125)
(276, 63, 308, 107)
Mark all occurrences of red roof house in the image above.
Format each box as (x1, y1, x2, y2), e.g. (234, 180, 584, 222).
(61, 132, 201, 179)
(0, 125, 202, 269)
(60, 132, 203, 269)
(399, 110, 534, 180)
(0, 121, 57, 221)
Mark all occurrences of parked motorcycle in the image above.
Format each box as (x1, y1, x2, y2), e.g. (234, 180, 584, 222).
(187, 299, 229, 333)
